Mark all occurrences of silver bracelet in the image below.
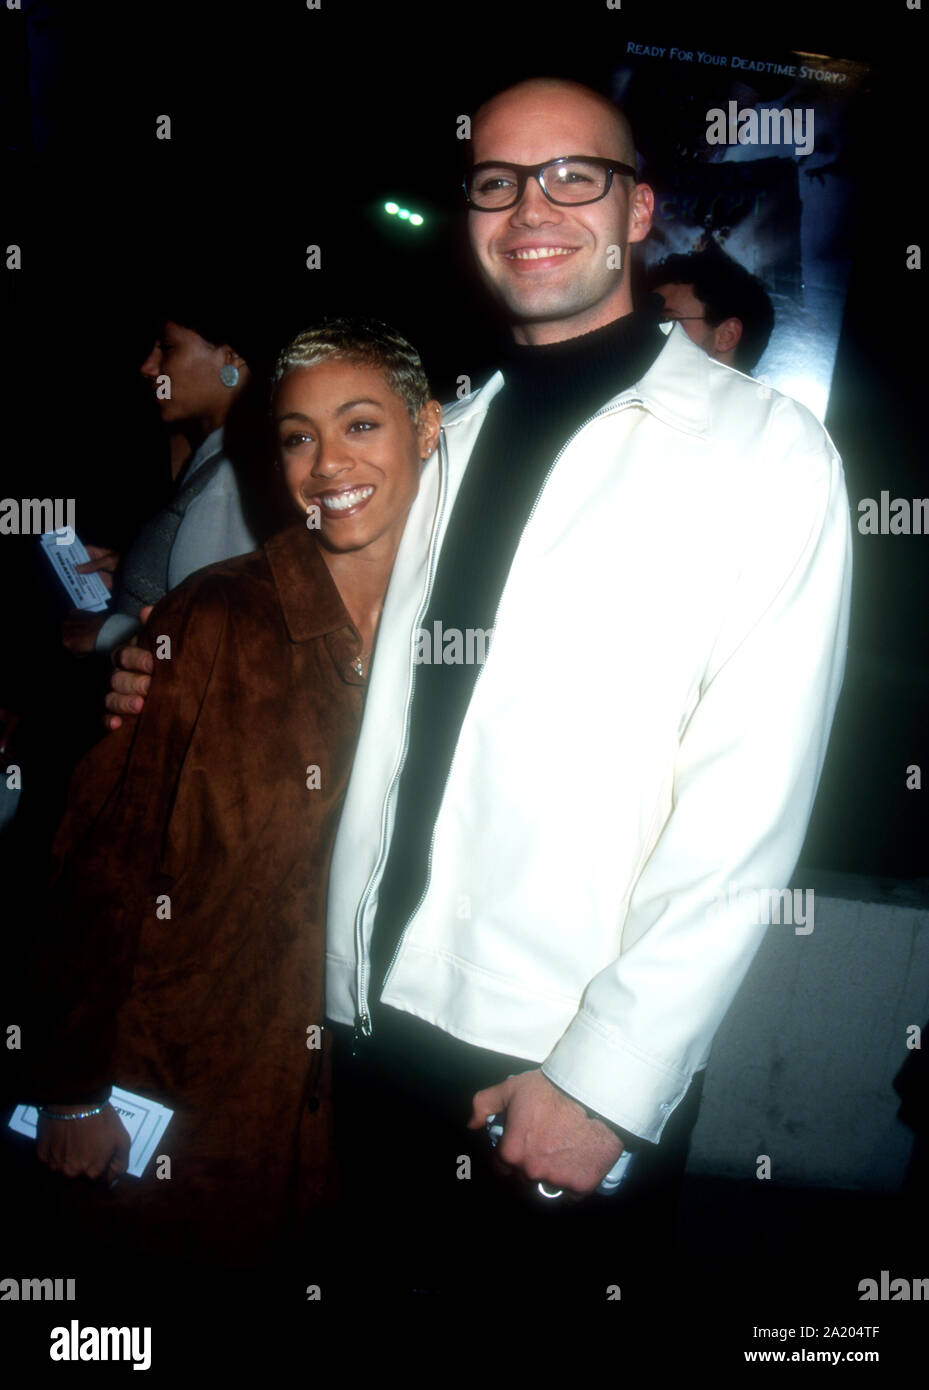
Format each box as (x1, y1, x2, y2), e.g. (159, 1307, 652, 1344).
(37, 1102, 109, 1121)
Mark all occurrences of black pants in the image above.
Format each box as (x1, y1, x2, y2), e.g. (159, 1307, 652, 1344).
(328, 1008, 705, 1308)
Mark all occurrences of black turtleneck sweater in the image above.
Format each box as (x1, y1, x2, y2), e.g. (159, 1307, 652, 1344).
(367, 306, 666, 1004)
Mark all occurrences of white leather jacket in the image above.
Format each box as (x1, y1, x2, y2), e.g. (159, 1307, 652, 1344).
(325, 324, 852, 1143)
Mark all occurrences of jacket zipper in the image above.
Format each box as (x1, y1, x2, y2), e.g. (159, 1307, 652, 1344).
(353, 428, 452, 1041)
(360, 393, 646, 1029)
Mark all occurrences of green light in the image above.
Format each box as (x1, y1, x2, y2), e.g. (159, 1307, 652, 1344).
(383, 200, 425, 227)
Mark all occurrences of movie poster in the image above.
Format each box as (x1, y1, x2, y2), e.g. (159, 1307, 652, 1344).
(614, 42, 869, 419)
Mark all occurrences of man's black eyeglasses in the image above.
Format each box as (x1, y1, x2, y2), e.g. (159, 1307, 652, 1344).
(464, 156, 638, 211)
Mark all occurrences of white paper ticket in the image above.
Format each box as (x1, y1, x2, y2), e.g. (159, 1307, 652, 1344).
(39, 531, 111, 612)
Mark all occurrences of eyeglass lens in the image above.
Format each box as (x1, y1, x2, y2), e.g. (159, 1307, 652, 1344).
(469, 159, 610, 208)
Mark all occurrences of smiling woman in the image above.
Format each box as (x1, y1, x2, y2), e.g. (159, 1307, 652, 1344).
(25, 318, 441, 1271)
(272, 319, 441, 669)
(276, 359, 424, 546)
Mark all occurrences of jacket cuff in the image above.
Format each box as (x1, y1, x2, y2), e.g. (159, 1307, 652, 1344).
(541, 1009, 694, 1144)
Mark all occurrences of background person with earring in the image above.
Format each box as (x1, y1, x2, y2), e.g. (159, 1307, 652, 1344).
(62, 291, 268, 656)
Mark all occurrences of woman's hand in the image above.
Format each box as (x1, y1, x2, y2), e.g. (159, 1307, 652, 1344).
(103, 608, 155, 730)
(36, 1103, 131, 1185)
(76, 545, 121, 592)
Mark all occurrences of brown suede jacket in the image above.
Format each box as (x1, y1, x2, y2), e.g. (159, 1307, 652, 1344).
(27, 521, 365, 1259)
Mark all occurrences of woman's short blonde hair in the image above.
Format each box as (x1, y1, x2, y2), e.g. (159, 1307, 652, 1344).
(273, 317, 431, 420)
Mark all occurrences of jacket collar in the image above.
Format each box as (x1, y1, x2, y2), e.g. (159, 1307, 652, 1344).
(264, 521, 354, 644)
(183, 426, 226, 479)
(442, 320, 712, 439)
(625, 321, 712, 435)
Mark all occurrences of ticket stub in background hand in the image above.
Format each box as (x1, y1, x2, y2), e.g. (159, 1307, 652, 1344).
(9, 1088, 174, 1177)
(39, 531, 111, 612)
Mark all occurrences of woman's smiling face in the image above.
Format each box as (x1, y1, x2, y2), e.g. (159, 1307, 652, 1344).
(275, 359, 440, 559)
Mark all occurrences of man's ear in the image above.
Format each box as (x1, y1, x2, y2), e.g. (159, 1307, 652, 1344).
(711, 317, 743, 359)
(627, 181, 654, 245)
(417, 400, 443, 460)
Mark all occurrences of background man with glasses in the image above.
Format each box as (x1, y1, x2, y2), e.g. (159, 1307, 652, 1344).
(648, 242, 776, 371)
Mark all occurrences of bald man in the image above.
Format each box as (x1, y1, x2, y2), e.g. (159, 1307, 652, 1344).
(464, 79, 647, 339)
(109, 79, 851, 1307)
(321, 75, 850, 1304)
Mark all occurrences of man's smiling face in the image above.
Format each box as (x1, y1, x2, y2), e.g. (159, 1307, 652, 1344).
(467, 81, 653, 345)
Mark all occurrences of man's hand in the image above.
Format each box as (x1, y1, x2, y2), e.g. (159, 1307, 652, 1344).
(36, 1103, 131, 1186)
(103, 606, 154, 730)
(468, 1068, 623, 1198)
(61, 611, 107, 655)
(75, 545, 120, 592)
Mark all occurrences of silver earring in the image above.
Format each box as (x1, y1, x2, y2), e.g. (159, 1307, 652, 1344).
(219, 364, 240, 388)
